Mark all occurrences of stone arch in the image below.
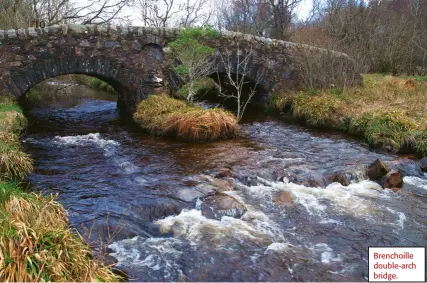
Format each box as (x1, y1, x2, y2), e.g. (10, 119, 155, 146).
(3, 54, 166, 114)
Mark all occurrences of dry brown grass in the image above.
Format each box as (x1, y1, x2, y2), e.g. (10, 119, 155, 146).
(134, 95, 238, 141)
(0, 132, 33, 181)
(273, 74, 427, 154)
(0, 97, 33, 181)
(0, 189, 120, 282)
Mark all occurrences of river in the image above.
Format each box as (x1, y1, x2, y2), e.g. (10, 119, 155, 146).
(21, 83, 427, 282)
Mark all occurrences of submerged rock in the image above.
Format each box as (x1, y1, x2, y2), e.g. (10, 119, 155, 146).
(177, 184, 216, 202)
(381, 169, 403, 191)
(325, 171, 351, 186)
(302, 173, 327, 188)
(201, 193, 247, 220)
(196, 174, 234, 192)
(216, 167, 233, 178)
(420, 157, 427, 172)
(386, 159, 425, 178)
(367, 159, 389, 181)
(277, 172, 300, 184)
(272, 191, 295, 208)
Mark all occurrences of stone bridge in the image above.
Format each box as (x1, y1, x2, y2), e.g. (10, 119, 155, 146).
(0, 24, 360, 114)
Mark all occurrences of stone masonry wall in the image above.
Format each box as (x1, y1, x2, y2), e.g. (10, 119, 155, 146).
(0, 24, 361, 114)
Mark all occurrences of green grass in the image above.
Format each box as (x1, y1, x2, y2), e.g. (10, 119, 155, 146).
(271, 74, 427, 155)
(133, 95, 238, 141)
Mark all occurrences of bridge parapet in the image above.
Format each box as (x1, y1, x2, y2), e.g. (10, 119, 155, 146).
(0, 24, 361, 114)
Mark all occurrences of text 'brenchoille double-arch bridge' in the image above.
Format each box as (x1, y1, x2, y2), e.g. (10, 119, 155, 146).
(0, 24, 360, 114)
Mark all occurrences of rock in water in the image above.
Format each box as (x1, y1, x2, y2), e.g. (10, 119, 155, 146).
(325, 172, 351, 186)
(177, 184, 216, 202)
(201, 193, 247, 220)
(420, 157, 427, 172)
(367, 159, 389, 181)
(196, 175, 234, 192)
(216, 167, 233, 178)
(272, 191, 295, 208)
(381, 169, 403, 191)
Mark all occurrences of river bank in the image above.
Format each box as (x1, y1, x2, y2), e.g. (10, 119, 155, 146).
(20, 83, 427, 281)
(270, 74, 427, 157)
(0, 96, 120, 282)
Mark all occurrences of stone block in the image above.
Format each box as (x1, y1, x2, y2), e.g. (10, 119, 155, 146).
(28, 27, 37, 37)
(68, 24, 86, 34)
(61, 24, 68, 35)
(7, 29, 17, 39)
(97, 25, 108, 35)
(17, 29, 26, 37)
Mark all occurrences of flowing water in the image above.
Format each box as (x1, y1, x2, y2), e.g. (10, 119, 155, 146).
(22, 84, 427, 282)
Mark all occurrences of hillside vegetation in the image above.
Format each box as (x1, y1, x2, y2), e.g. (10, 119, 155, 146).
(272, 74, 427, 155)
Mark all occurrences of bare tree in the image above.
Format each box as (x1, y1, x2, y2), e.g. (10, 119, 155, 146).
(0, 0, 33, 29)
(216, 0, 302, 40)
(137, 0, 211, 28)
(138, 0, 178, 27)
(268, 0, 303, 40)
(30, 0, 132, 26)
(177, 0, 211, 27)
(216, 0, 271, 35)
(215, 44, 264, 121)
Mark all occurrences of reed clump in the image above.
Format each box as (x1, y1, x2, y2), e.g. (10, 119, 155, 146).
(0, 183, 120, 282)
(133, 95, 238, 141)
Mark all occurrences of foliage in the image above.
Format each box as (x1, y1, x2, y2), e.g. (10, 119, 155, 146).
(292, 93, 344, 128)
(0, 132, 33, 181)
(0, 185, 120, 282)
(178, 77, 216, 99)
(0, 0, 33, 29)
(133, 95, 238, 141)
(168, 25, 217, 102)
(349, 111, 419, 151)
(291, 0, 427, 75)
(272, 74, 427, 154)
(0, 98, 32, 181)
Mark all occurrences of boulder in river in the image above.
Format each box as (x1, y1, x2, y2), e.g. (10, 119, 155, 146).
(177, 184, 216, 202)
(381, 169, 403, 192)
(420, 157, 427, 172)
(201, 192, 247, 220)
(386, 159, 425, 178)
(277, 172, 301, 184)
(272, 191, 295, 208)
(302, 173, 327, 188)
(196, 174, 234, 192)
(215, 167, 233, 178)
(367, 159, 389, 181)
(325, 171, 351, 186)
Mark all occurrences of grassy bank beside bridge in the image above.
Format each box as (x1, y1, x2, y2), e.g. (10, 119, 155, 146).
(0, 96, 119, 282)
(270, 74, 427, 156)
